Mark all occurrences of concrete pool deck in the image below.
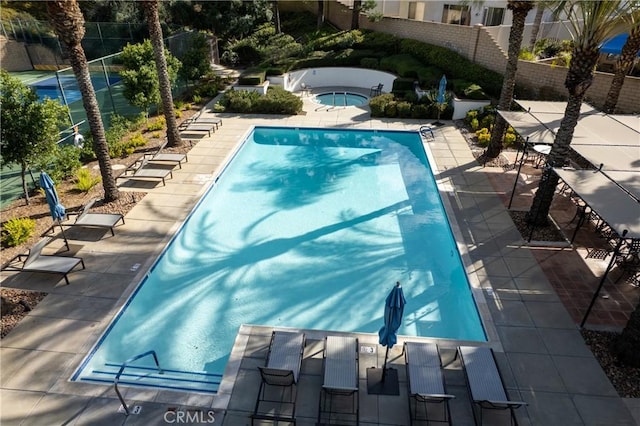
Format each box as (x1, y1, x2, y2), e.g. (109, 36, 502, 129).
(1, 97, 639, 425)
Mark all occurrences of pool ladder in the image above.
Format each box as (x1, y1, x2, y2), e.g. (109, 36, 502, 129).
(331, 92, 348, 108)
(114, 350, 163, 416)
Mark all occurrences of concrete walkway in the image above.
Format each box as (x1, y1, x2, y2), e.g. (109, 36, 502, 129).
(1, 95, 638, 425)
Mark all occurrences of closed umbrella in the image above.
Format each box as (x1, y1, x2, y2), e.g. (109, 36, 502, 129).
(367, 281, 406, 395)
(39, 172, 68, 249)
(434, 74, 447, 126)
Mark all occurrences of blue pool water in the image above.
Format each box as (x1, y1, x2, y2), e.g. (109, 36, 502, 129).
(30, 75, 121, 103)
(73, 126, 485, 393)
(315, 92, 368, 107)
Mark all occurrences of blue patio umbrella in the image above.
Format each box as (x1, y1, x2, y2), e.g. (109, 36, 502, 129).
(39, 172, 68, 247)
(437, 74, 447, 105)
(369, 282, 407, 395)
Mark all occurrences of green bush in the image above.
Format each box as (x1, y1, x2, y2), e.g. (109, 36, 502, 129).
(379, 54, 422, 77)
(238, 69, 266, 85)
(411, 104, 429, 119)
(360, 57, 379, 69)
(465, 109, 478, 125)
(308, 30, 364, 51)
(75, 168, 101, 192)
(356, 30, 401, 55)
(34, 144, 82, 183)
(480, 114, 495, 129)
(217, 87, 302, 115)
(416, 66, 443, 88)
(369, 93, 394, 117)
(397, 101, 413, 118)
(385, 101, 398, 117)
(2, 217, 35, 247)
(463, 84, 489, 100)
(504, 127, 517, 146)
(519, 48, 536, 60)
(392, 77, 415, 92)
(470, 118, 479, 131)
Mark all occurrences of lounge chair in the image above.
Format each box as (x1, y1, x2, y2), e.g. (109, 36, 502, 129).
(144, 138, 188, 169)
(318, 335, 359, 425)
(118, 158, 173, 186)
(405, 342, 454, 425)
(63, 199, 124, 237)
(184, 109, 223, 129)
(458, 346, 526, 426)
(252, 330, 305, 425)
(4, 237, 85, 285)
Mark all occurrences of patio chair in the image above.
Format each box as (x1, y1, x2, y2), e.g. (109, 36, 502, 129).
(405, 341, 454, 425)
(370, 83, 383, 97)
(317, 335, 359, 425)
(252, 330, 305, 425)
(457, 346, 526, 426)
(3, 237, 85, 285)
(614, 239, 640, 286)
(118, 158, 173, 186)
(144, 138, 188, 169)
(63, 199, 124, 237)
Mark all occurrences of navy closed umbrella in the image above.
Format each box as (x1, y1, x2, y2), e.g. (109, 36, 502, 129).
(368, 281, 406, 395)
(434, 74, 447, 125)
(39, 172, 68, 248)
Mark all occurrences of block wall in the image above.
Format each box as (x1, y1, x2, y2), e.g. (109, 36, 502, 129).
(0, 36, 32, 71)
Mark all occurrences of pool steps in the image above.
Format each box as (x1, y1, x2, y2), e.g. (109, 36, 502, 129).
(81, 363, 221, 393)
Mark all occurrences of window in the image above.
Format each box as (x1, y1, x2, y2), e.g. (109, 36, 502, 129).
(442, 4, 470, 26)
(483, 7, 505, 26)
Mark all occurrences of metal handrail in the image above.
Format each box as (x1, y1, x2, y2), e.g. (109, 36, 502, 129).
(114, 350, 163, 416)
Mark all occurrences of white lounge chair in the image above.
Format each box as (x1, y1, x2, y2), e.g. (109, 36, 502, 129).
(458, 346, 526, 426)
(252, 330, 305, 425)
(64, 199, 124, 236)
(4, 237, 85, 285)
(318, 335, 359, 425)
(405, 341, 455, 425)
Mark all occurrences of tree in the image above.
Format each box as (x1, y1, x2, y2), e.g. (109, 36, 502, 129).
(47, 0, 119, 202)
(141, 0, 183, 148)
(317, 0, 325, 29)
(0, 71, 69, 205)
(485, 1, 535, 159)
(272, 0, 281, 33)
(527, 0, 634, 226)
(179, 32, 213, 85)
(529, 2, 552, 48)
(603, 12, 640, 113)
(351, 0, 362, 30)
(119, 39, 181, 119)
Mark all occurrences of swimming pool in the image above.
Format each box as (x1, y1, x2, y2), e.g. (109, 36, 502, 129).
(315, 92, 368, 107)
(72, 126, 485, 393)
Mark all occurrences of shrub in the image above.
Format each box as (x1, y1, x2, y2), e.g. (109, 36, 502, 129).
(75, 168, 102, 192)
(2, 217, 36, 247)
(379, 54, 421, 77)
(34, 144, 82, 183)
(127, 133, 147, 148)
(392, 77, 415, 92)
(470, 118, 479, 131)
(356, 30, 401, 55)
(463, 84, 488, 100)
(152, 132, 161, 139)
(480, 114, 495, 129)
(217, 87, 302, 115)
(369, 93, 394, 117)
(238, 69, 266, 85)
(503, 128, 517, 146)
(385, 100, 398, 117)
(465, 109, 478, 125)
(360, 57, 379, 69)
(147, 116, 165, 131)
(308, 30, 364, 51)
(397, 101, 413, 118)
(475, 128, 491, 146)
(411, 104, 429, 119)
(519, 48, 536, 61)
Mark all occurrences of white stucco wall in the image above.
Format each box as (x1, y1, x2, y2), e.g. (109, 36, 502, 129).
(286, 68, 397, 94)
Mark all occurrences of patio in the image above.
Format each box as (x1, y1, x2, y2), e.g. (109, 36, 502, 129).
(1, 93, 639, 425)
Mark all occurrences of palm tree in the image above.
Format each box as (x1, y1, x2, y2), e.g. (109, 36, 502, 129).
(603, 12, 640, 113)
(351, 0, 362, 30)
(46, 0, 119, 202)
(141, 0, 183, 148)
(317, 0, 325, 29)
(529, 4, 546, 48)
(485, 1, 536, 159)
(273, 0, 281, 33)
(527, 0, 633, 226)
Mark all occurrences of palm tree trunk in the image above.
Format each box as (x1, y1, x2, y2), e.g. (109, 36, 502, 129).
(529, 5, 544, 48)
(351, 0, 361, 30)
(527, 46, 600, 226)
(47, 0, 119, 202)
(486, 1, 534, 159)
(317, 0, 325, 29)
(273, 1, 281, 34)
(603, 26, 640, 113)
(142, 0, 182, 148)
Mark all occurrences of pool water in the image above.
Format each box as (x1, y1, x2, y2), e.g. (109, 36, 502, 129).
(72, 126, 485, 393)
(315, 92, 368, 107)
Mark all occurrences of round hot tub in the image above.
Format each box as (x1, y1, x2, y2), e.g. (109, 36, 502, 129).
(314, 92, 368, 107)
